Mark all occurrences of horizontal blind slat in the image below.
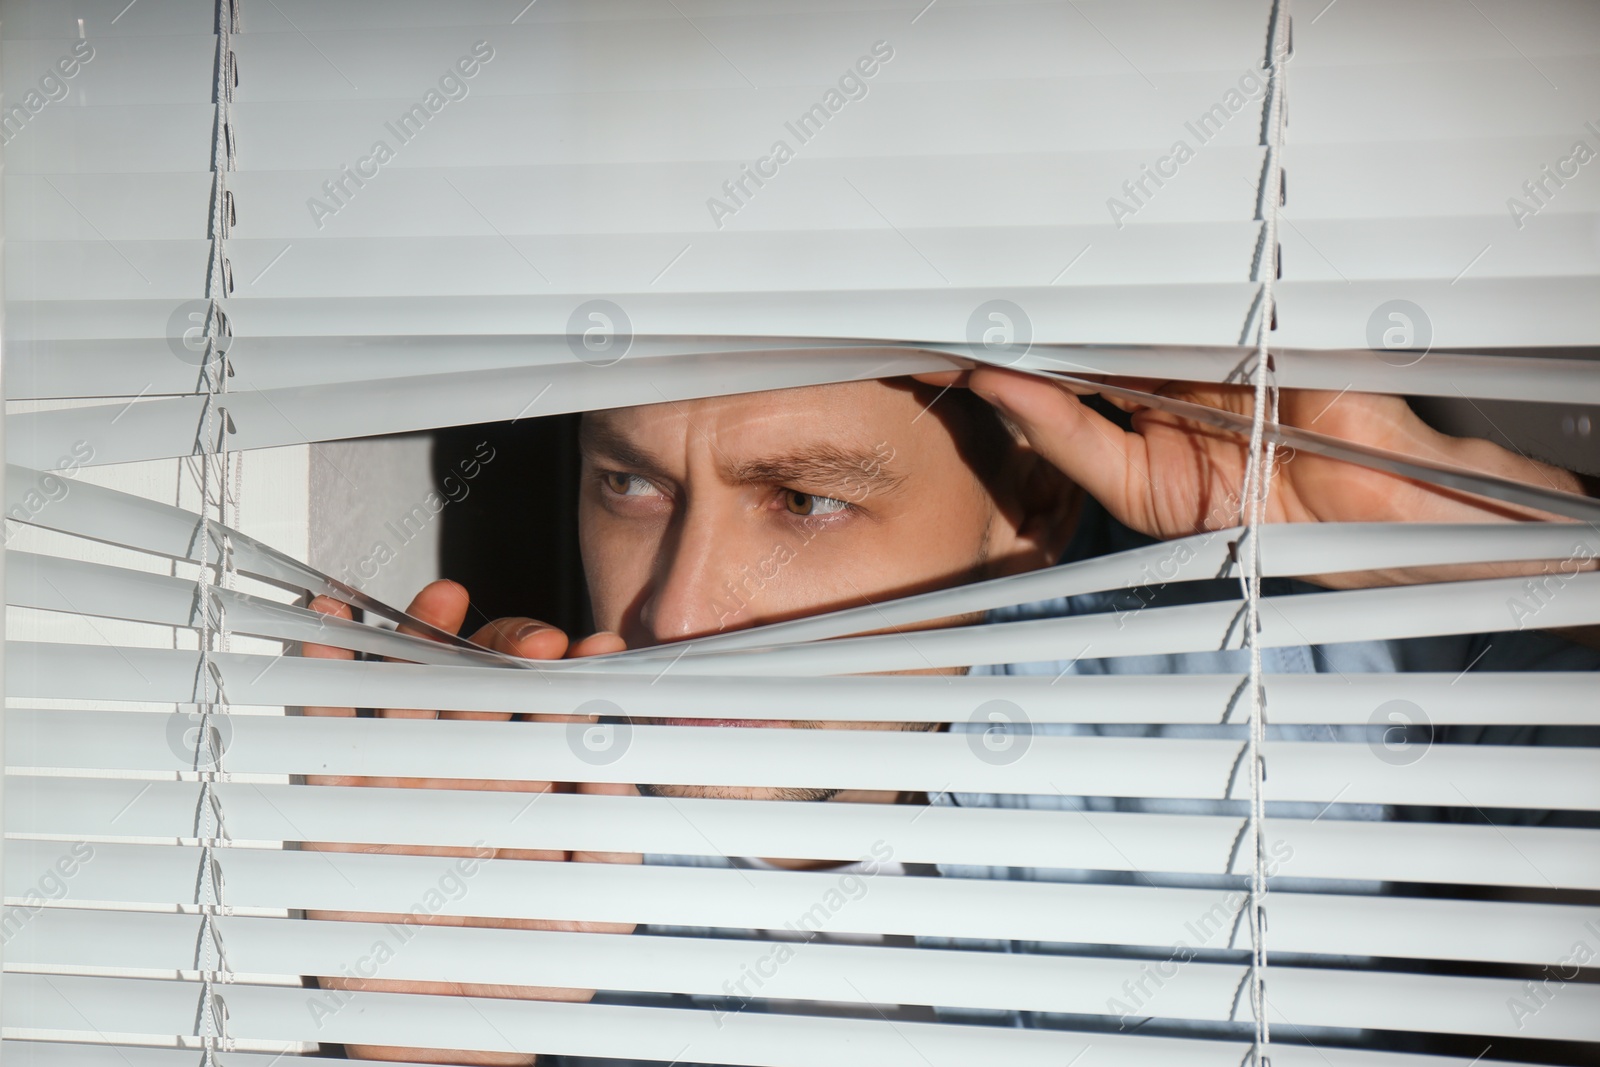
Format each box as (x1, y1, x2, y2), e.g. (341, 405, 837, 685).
(587, 573, 1600, 675)
(10, 228, 1263, 298)
(0, 971, 1464, 1067)
(16, 519, 1596, 648)
(9, 838, 1597, 931)
(8, 338, 1600, 405)
(7, 911, 1595, 1040)
(14, 568, 1600, 683)
(5, 350, 952, 468)
(10, 709, 1597, 809)
(9, 778, 1599, 938)
(9, 644, 1599, 724)
(0, 1046, 416, 1067)
(1272, 277, 1600, 351)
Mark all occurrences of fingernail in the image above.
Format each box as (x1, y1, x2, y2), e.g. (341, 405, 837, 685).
(513, 622, 548, 643)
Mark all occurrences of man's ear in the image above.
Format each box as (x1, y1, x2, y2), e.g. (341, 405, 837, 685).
(986, 446, 1080, 578)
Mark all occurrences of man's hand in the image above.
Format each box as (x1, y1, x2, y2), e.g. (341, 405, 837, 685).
(300, 579, 636, 1066)
(917, 367, 1595, 589)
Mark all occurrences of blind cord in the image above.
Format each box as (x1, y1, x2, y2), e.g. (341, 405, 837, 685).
(1236, 3, 1290, 1062)
(191, 1, 240, 1062)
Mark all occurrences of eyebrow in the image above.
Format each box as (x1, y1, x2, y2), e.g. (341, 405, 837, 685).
(579, 420, 907, 499)
(578, 420, 666, 479)
(727, 447, 907, 498)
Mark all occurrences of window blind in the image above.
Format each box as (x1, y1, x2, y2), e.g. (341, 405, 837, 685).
(5, 1, 1599, 1066)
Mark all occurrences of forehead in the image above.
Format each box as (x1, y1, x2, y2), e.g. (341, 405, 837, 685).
(579, 379, 947, 458)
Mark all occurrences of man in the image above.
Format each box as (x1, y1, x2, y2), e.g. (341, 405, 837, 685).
(302, 367, 1599, 1064)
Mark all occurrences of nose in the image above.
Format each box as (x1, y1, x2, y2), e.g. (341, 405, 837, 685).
(635, 498, 761, 644)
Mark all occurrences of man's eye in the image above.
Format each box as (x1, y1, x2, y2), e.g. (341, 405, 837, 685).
(784, 490, 850, 517)
(602, 471, 658, 496)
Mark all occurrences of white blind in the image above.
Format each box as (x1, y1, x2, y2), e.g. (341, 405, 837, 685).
(5, 0, 1599, 1065)
(5, 484, 1599, 1060)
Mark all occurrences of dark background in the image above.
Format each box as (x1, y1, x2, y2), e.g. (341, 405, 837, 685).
(433, 412, 590, 639)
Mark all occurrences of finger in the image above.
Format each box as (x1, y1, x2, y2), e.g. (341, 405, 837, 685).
(467, 616, 571, 661)
(909, 370, 970, 388)
(966, 366, 1155, 533)
(305, 583, 472, 718)
(306, 589, 569, 862)
(432, 617, 569, 726)
(1054, 374, 1168, 410)
(1098, 392, 1146, 414)
(299, 597, 374, 793)
(521, 631, 626, 728)
(1082, 374, 1171, 396)
(1094, 375, 1257, 418)
(396, 578, 472, 643)
(300, 595, 354, 664)
(375, 580, 477, 720)
(439, 617, 573, 724)
(568, 630, 627, 658)
(300, 596, 356, 730)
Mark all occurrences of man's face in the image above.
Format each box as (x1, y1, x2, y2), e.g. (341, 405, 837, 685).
(576, 378, 1064, 802)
